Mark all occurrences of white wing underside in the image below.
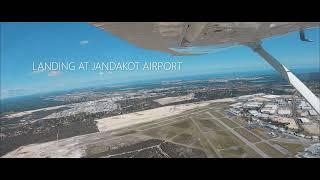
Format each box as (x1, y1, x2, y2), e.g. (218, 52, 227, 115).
(91, 22, 319, 55)
(91, 22, 320, 114)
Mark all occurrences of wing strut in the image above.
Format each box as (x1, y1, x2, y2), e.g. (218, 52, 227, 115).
(246, 41, 320, 115)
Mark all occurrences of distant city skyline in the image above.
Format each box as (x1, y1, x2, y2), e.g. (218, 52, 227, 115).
(1, 23, 319, 99)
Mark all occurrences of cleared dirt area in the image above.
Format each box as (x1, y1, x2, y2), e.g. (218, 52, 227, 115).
(3, 98, 310, 158)
(154, 94, 194, 105)
(95, 98, 235, 132)
(302, 123, 320, 135)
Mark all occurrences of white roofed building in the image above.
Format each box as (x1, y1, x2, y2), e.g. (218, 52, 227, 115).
(277, 108, 291, 116)
(298, 117, 311, 124)
(243, 102, 263, 109)
(309, 110, 318, 116)
(230, 102, 243, 108)
(263, 95, 281, 99)
(261, 104, 278, 115)
(298, 101, 312, 110)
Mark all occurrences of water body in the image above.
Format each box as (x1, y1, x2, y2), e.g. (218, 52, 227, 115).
(249, 80, 275, 83)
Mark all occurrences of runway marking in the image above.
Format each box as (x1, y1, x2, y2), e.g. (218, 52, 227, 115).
(213, 110, 289, 156)
(206, 112, 270, 158)
(190, 117, 222, 158)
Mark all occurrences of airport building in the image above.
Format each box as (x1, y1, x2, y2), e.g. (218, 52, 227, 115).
(309, 110, 318, 116)
(298, 101, 312, 110)
(261, 104, 278, 115)
(277, 108, 291, 116)
(229, 93, 320, 138)
(243, 102, 263, 109)
(298, 117, 311, 124)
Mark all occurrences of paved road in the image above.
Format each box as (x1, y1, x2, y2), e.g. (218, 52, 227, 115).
(214, 111, 290, 157)
(190, 117, 222, 158)
(207, 112, 270, 158)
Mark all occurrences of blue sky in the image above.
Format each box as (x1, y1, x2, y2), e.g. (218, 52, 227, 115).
(0, 22, 319, 99)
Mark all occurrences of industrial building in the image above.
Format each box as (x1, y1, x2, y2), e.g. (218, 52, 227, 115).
(230, 94, 320, 139)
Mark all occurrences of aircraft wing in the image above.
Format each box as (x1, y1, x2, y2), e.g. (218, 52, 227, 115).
(91, 22, 319, 55)
(91, 22, 320, 114)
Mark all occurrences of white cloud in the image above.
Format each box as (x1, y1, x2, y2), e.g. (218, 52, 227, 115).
(48, 71, 61, 77)
(80, 40, 89, 46)
(31, 69, 45, 74)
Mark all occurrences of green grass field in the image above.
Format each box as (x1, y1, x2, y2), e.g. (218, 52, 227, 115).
(256, 142, 287, 158)
(234, 128, 261, 143)
(219, 145, 262, 158)
(270, 141, 305, 155)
